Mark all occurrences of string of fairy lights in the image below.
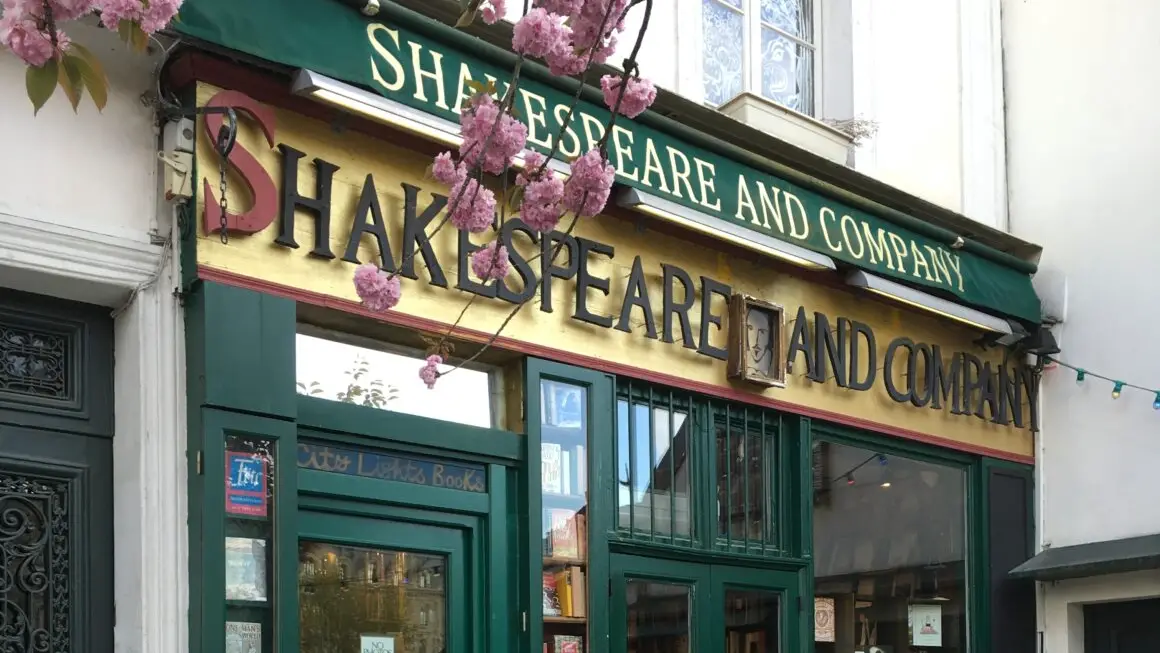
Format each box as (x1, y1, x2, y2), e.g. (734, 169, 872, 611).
(1047, 356, 1160, 409)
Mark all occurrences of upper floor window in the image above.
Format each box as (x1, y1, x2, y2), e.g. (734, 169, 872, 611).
(702, 0, 816, 115)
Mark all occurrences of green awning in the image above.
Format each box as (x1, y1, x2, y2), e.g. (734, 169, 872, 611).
(1008, 534, 1160, 582)
(174, 0, 1043, 324)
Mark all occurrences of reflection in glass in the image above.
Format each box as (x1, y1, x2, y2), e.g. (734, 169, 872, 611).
(616, 395, 693, 540)
(724, 590, 780, 653)
(626, 581, 692, 653)
(299, 541, 446, 653)
(716, 419, 772, 545)
(813, 442, 967, 653)
(295, 332, 494, 428)
(702, 0, 745, 105)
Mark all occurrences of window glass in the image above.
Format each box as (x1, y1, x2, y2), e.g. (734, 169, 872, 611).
(715, 416, 774, 547)
(812, 442, 967, 653)
(725, 589, 780, 653)
(627, 581, 693, 653)
(295, 332, 494, 428)
(703, 0, 745, 106)
(616, 392, 693, 541)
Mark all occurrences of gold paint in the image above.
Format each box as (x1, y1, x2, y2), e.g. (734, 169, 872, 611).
(193, 83, 1033, 460)
(367, 24, 406, 93)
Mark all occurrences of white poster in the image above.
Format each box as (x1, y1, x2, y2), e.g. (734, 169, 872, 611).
(361, 634, 396, 653)
(908, 603, 943, 647)
(225, 621, 260, 653)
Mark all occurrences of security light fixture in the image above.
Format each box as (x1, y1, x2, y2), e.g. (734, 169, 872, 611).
(845, 270, 1014, 335)
(615, 188, 838, 271)
(290, 69, 568, 175)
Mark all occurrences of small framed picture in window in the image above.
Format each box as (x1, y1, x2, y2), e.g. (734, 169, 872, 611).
(727, 293, 786, 387)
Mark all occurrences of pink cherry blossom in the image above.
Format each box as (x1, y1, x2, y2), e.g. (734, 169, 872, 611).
(353, 263, 402, 312)
(431, 151, 460, 185)
(479, 0, 505, 24)
(516, 151, 547, 186)
(96, 0, 143, 30)
(471, 241, 512, 281)
(562, 149, 615, 217)
(516, 158, 565, 233)
(600, 74, 656, 118)
(512, 8, 570, 60)
(571, 0, 628, 58)
(459, 93, 527, 175)
(538, 0, 580, 14)
(139, 0, 182, 34)
(0, 12, 65, 67)
(447, 175, 497, 233)
(419, 355, 442, 389)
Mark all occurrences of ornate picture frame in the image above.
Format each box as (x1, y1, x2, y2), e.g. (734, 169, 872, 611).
(727, 293, 786, 388)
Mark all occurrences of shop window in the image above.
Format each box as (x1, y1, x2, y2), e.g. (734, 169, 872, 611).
(616, 382, 695, 542)
(715, 407, 778, 551)
(626, 580, 693, 653)
(224, 436, 277, 651)
(295, 330, 497, 428)
(298, 542, 446, 653)
(812, 442, 967, 653)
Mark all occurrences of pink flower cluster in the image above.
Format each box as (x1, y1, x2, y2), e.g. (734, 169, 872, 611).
(353, 263, 402, 312)
(563, 149, 616, 217)
(1, 0, 182, 67)
(471, 241, 512, 281)
(479, 0, 506, 24)
(432, 151, 498, 233)
(419, 355, 442, 389)
(600, 74, 657, 118)
(516, 151, 566, 233)
(512, 0, 629, 76)
(460, 94, 527, 175)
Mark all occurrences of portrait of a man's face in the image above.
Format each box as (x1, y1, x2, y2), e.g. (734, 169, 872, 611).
(746, 307, 774, 377)
(728, 293, 784, 387)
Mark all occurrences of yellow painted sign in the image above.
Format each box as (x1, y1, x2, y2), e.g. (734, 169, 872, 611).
(194, 83, 1034, 461)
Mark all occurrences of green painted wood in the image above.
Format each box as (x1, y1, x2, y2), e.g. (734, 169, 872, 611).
(525, 358, 615, 653)
(185, 281, 297, 418)
(713, 564, 802, 653)
(610, 554, 714, 653)
(199, 408, 298, 653)
(298, 395, 523, 462)
(300, 509, 475, 653)
(298, 467, 492, 514)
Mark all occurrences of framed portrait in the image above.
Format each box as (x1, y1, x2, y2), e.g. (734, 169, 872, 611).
(727, 293, 786, 387)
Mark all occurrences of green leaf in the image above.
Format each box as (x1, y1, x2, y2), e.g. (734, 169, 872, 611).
(26, 59, 59, 115)
(455, 8, 479, 28)
(118, 19, 133, 43)
(58, 54, 86, 112)
(465, 79, 486, 94)
(69, 43, 109, 111)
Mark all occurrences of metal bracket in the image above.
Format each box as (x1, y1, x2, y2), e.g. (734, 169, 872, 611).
(164, 104, 239, 160)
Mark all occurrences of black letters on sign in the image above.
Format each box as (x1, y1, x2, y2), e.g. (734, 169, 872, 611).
(573, 237, 614, 328)
(661, 264, 696, 349)
(399, 184, 449, 288)
(342, 174, 395, 271)
(697, 276, 731, 361)
(275, 144, 339, 259)
(539, 231, 579, 314)
(497, 219, 539, 305)
(616, 256, 658, 339)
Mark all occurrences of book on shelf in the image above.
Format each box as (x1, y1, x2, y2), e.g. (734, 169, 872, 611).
(542, 443, 562, 495)
(550, 566, 587, 618)
(542, 571, 562, 616)
(554, 635, 583, 653)
(548, 509, 579, 559)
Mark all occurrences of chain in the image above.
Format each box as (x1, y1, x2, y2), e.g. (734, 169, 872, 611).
(216, 126, 230, 245)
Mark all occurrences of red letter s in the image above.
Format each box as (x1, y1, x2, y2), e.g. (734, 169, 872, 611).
(202, 90, 278, 236)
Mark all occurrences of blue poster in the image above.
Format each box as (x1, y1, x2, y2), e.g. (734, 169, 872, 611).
(225, 451, 268, 517)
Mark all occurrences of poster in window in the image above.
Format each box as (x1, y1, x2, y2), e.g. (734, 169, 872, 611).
(225, 451, 268, 517)
(544, 382, 583, 428)
(814, 597, 835, 642)
(225, 622, 261, 653)
(360, 634, 396, 653)
(908, 603, 943, 647)
(224, 537, 267, 602)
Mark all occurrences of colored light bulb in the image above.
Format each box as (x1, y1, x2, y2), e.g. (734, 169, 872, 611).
(846, 474, 855, 486)
(1153, 392, 1160, 410)
(1076, 369, 1086, 384)
(1112, 382, 1124, 399)
(877, 454, 888, 466)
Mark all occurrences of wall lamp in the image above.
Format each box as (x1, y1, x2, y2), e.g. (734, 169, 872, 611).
(616, 188, 837, 271)
(290, 69, 568, 176)
(845, 270, 1015, 335)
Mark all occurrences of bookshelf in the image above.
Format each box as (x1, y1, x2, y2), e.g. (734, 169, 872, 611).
(540, 379, 590, 653)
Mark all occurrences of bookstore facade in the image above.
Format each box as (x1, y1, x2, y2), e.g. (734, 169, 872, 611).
(173, 3, 1040, 653)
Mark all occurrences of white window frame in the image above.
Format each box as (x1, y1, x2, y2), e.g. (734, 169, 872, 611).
(681, 0, 824, 117)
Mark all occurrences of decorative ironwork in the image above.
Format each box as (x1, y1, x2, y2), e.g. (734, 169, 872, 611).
(0, 323, 69, 401)
(0, 472, 70, 653)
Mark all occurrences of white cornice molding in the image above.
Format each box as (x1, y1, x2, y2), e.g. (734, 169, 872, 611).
(0, 211, 162, 290)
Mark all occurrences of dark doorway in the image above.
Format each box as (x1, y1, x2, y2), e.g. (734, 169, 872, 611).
(0, 288, 114, 653)
(1084, 598, 1160, 653)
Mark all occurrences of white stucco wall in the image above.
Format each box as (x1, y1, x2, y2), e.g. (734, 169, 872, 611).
(504, 0, 1008, 230)
(0, 21, 187, 653)
(1004, 0, 1160, 552)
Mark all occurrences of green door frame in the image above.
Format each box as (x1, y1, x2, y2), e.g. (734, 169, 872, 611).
(610, 554, 801, 653)
(299, 508, 476, 653)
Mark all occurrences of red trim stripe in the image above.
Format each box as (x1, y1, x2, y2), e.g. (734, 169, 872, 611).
(197, 265, 1035, 465)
